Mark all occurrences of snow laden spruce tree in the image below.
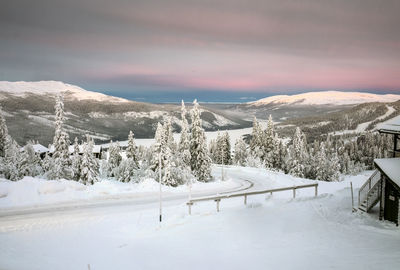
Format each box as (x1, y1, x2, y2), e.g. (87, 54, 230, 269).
(175, 101, 193, 185)
(189, 99, 211, 182)
(288, 127, 308, 178)
(3, 137, 20, 180)
(19, 142, 43, 178)
(107, 141, 122, 177)
(80, 135, 99, 185)
(263, 115, 275, 169)
(233, 138, 248, 166)
(48, 94, 72, 180)
(249, 117, 264, 163)
(71, 137, 81, 181)
(179, 101, 191, 169)
(126, 131, 139, 166)
(151, 122, 178, 186)
(211, 131, 231, 165)
(117, 131, 139, 183)
(0, 107, 9, 158)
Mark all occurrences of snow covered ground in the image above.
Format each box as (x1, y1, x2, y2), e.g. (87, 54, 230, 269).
(0, 166, 244, 211)
(331, 105, 396, 135)
(0, 167, 399, 270)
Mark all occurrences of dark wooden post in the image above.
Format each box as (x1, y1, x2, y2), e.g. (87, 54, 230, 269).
(379, 176, 385, 220)
(215, 199, 221, 212)
(187, 202, 193, 215)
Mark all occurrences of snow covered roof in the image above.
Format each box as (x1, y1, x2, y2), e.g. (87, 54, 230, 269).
(49, 144, 102, 154)
(32, 144, 49, 153)
(20, 144, 49, 153)
(374, 158, 400, 188)
(377, 115, 400, 134)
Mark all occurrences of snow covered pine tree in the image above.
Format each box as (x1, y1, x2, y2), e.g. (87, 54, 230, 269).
(190, 99, 212, 182)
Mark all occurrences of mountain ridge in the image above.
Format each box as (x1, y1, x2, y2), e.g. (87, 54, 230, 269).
(0, 80, 129, 103)
(249, 91, 400, 106)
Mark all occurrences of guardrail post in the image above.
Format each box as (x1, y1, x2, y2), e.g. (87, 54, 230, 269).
(215, 199, 221, 212)
(187, 202, 193, 215)
(293, 187, 296, 199)
(244, 195, 247, 205)
(315, 184, 318, 197)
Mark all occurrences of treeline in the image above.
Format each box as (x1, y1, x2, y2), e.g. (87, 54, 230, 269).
(210, 116, 393, 181)
(278, 101, 399, 142)
(0, 96, 213, 187)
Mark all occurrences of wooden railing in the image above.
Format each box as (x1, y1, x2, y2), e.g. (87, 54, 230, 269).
(358, 170, 380, 209)
(186, 183, 318, 214)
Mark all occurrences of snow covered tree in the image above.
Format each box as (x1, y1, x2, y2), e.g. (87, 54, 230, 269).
(107, 141, 122, 177)
(234, 138, 248, 166)
(190, 99, 211, 182)
(0, 107, 9, 158)
(162, 146, 178, 187)
(221, 132, 232, 165)
(213, 131, 231, 165)
(3, 137, 20, 180)
(80, 135, 99, 185)
(116, 131, 140, 183)
(164, 117, 176, 151)
(315, 142, 328, 181)
(71, 137, 81, 181)
(179, 100, 191, 168)
(249, 117, 264, 160)
(288, 127, 308, 178)
(271, 134, 283, 170)
(151, 123, 167, 174)
(48, 94, 72, 180)
(42, 151, 53, 174)
(126, 131, 139, 166)
(263, 115, 275, 168)
(18, 142, 43, 178)
(116, 158, 138, 183)
(328, 152, 341, 181)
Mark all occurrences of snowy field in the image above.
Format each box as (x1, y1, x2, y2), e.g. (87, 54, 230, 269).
(102, 122, 268, 149)
(0, 167, 399, 270)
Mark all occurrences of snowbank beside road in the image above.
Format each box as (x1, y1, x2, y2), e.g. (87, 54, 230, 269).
(0, 176, 241, 210)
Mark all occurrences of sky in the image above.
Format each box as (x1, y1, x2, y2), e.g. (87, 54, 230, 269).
(1, 0, 400, 101)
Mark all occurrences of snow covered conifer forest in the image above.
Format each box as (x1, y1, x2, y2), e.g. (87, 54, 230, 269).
(0, 95, 393, 184)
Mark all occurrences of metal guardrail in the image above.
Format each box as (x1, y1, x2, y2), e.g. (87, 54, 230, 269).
(186, 183, 318, 214)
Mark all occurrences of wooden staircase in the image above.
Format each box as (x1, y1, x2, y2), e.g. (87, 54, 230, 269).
(358, 170, 381, 212)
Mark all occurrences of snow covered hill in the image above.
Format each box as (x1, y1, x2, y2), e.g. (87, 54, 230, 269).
(0, 81, 250, 145)
(249, 91, 400, 106)
(0, 80, 128, 103)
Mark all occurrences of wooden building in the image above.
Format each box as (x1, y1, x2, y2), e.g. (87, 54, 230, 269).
(358, 115, 400, 225)
(377, 115, 400, 157)
(374, 158, 400, 226)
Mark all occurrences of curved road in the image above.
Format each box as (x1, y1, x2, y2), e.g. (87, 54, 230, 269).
(0, 166, 262, 221)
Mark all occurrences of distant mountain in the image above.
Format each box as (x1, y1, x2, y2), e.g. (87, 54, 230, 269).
(227, 91, 400, 122)
(249, 91, 400, 106)
(0, 81, 250, 145)
(0, 81, 128, 103)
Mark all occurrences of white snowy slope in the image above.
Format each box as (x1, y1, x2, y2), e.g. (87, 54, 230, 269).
(0, 167, 399, 270)
(0, 81, 129, 102)
(250, 91, 400, 106)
